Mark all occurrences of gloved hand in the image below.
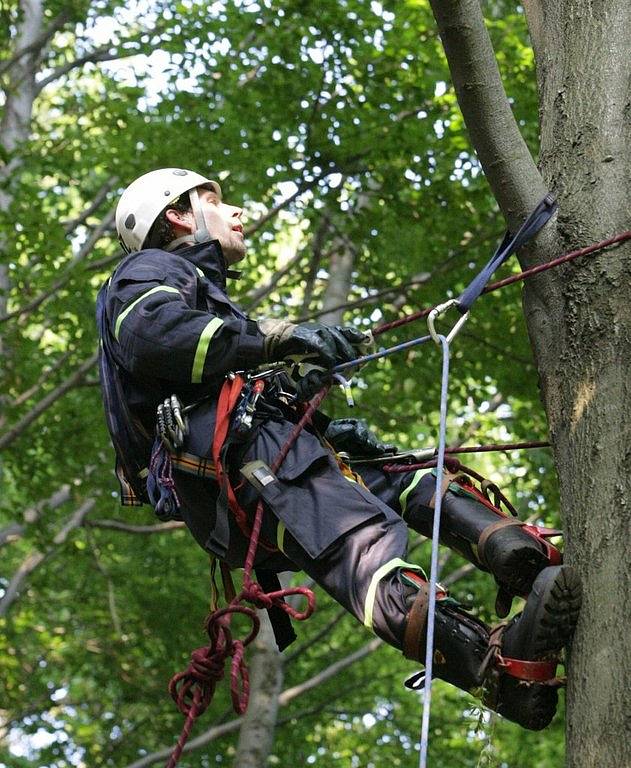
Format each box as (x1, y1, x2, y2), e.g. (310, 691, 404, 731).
(259, 319, 367, 368)
(294, 368, 331, 401)
(324, 418, 397, 458)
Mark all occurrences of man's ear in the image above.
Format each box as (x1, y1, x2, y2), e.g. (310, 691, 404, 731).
(165, 207, 193, 232)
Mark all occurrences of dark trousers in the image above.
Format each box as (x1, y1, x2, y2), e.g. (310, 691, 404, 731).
(174, 424, 436, 651)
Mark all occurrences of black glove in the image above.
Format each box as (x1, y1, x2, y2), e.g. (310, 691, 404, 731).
(294, 368, 331, 401)
(259, 320, 367, 369)
(324, 418, 397, 458)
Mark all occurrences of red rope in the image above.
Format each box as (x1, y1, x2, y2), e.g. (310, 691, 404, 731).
(374, 229, 631, 336)
(165, 390, 327, 766)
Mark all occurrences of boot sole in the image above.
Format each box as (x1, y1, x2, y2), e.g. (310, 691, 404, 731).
(495, 565, 582, 730)
(485, 527, 552, 598)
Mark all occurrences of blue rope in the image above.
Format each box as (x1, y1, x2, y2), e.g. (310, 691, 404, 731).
(419, 334, 450, 768)
(331, 334, 432, 374)
(331, 329, 453, 766)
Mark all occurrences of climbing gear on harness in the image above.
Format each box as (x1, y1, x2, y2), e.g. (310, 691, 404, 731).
(233, 378, 266, 436)
(400, 469, 562, 617)
(165, 387, 328, 768)
(403, 565, 581, 731)
(116, 168, 222, 253)
(156, 395, 189, 451)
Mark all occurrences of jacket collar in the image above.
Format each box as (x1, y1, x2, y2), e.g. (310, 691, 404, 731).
(175, 240, 228, 290)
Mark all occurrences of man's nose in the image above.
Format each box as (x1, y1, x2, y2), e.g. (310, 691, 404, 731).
(231, 206, 243, 219)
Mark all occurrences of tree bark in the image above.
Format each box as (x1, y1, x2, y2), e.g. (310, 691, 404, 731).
(430, 2, 631, 767)
(526, 4, 631, 767)
(232, 611, 283, 768)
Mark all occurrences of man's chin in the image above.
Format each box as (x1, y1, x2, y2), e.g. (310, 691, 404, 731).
(225, 247, 247, 265)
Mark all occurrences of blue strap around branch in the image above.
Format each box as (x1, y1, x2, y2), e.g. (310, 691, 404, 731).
(456, 194, 557, 313)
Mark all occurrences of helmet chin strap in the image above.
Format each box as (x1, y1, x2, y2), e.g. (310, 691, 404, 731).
(164, 186, 212, 251)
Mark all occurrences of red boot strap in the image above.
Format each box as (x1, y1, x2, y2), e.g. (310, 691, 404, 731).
(496, 654, 563, 684)
(522, 525, 563, 565)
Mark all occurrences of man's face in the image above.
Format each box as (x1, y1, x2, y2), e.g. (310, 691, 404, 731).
(168, 186, 246, 264)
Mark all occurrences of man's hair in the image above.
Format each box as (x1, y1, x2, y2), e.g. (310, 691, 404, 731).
(145, 191, 192, 249)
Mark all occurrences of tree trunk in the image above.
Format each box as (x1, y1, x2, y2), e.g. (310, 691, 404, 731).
(0, 0, 45, 480)
(430, 2, 631, 767)
(232, 611, 283, 768)
(318, 237, 355, 325)
(524, 4, 631, 767)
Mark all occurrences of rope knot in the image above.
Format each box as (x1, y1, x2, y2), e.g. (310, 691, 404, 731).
(243, 581, 274, 609)
(189, 647, 226, 684)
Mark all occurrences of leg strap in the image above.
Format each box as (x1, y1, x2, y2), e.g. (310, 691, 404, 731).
(477, 517, 525, 568)
(403, 582, 430, 660)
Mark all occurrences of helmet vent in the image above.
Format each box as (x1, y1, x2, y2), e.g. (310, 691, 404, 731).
(124, 214, 136, 230)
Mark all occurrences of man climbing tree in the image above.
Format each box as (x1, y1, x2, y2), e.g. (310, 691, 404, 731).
(97, 166, 581, 737)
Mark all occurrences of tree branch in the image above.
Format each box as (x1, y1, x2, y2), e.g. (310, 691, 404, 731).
(428, 0, 547, 230)
(0, 499, 95, 617)
(62, 178, 117, 234)
(243, 248, 305, 311)
(0, 207, 115, 323)
(0, 483, 71, 548)
(244, 174, 326, 237)
(0, 9, 70, 79)
(0, 352, 98, 450)
(35, 47, 128, 92)
(12, 351, 72, 406)
(85, 519, 185, 534)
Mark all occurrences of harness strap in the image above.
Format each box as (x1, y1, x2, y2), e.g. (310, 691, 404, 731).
(212, 376, 249, 535)
(428, 469, 459, 508)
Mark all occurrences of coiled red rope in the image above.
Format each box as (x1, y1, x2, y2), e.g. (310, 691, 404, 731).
(165, 389, 328, 767)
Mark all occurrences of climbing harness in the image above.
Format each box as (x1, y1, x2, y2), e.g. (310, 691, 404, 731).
(163, 204, 631, 766)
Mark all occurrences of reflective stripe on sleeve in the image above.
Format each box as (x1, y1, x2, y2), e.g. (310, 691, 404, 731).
(191, 317, 225, 383)
(114, 286, 181, 340)
(398, 469, 424, 518)
(363, 557, 424, 632)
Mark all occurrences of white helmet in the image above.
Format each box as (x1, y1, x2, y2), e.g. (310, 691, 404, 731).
(115, 167, 222, 253)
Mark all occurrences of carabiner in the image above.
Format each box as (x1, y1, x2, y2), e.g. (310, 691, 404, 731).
(427, 299, 469, 345)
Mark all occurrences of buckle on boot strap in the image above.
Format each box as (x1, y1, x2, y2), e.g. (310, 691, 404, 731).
(496, 654, 562, 684)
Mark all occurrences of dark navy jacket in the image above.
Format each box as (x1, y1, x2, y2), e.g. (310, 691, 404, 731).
(98, 240, 267, 500)
(107, 241, 265, 424)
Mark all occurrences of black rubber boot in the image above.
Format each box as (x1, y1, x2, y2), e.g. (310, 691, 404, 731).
(405, 472, 562, 614)
(403, 565, 582, 731)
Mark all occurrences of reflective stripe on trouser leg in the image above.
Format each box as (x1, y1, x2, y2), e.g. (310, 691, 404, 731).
(281, 511, 420, 649)
(364, 558, 425, 632)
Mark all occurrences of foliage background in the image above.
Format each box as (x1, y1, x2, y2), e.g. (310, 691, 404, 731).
(1, 1, 564, 765)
